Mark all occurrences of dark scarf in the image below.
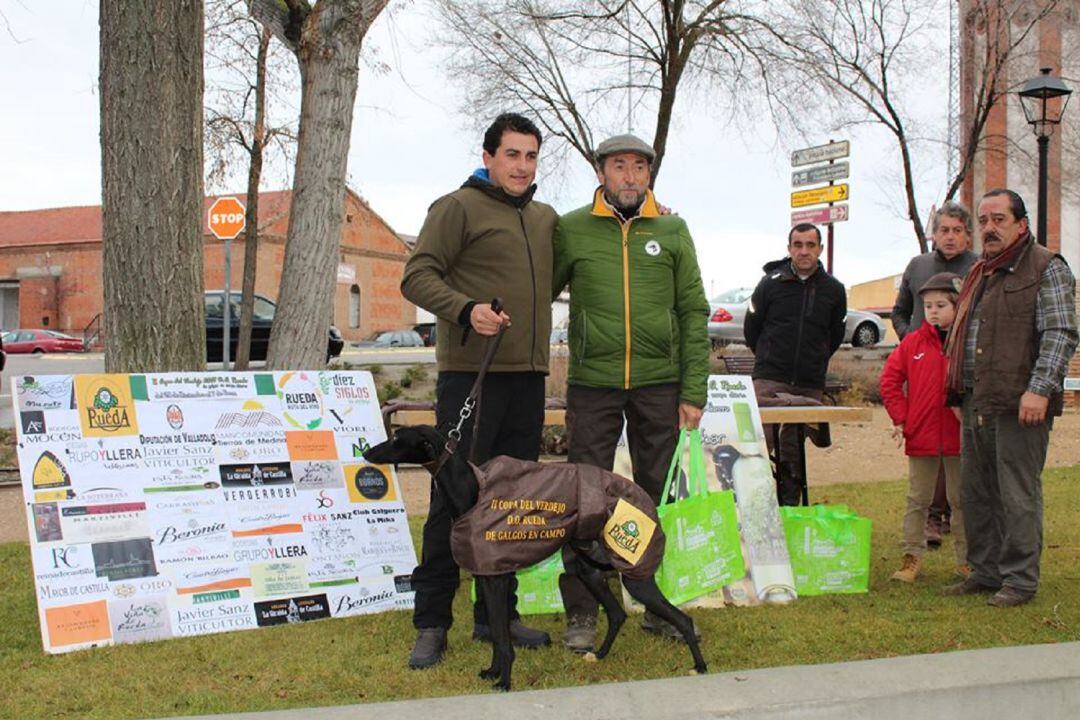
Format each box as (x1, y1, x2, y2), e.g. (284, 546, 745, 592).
(944, 233, 1033, 393)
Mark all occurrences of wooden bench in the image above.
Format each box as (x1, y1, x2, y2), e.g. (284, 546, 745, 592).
(719, 355, 848, 405)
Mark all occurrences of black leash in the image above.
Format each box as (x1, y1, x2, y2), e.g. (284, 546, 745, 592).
(427, 298, 506, 477)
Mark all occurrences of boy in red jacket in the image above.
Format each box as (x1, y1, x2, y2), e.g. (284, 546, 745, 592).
(880, 273, 968, 582)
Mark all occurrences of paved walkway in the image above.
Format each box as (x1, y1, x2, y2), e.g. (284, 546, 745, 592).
(160, 641, 1080, 720)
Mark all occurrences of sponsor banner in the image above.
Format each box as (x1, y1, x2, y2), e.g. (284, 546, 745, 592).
(60, 502, 150, 544)
(45, 599, 112, 648)
(14, 375, 77, 411)
(251, 561, 308, 598)
(285, 431, 337, 461)
(343, 464, 398, 503)
(227, 500, 304, 538)
(138, 373, 270, 403)
(332, 433, 376, 464)
(32, 543, 109, 608)
(91, 537, 158, 582)
(214, 431, 289, 464)
(15, 372, 414, 653)
(326, 577, 399, 618)
(292, 460, 344, 491)
(172, 563, 252, 596)
(231, 533, 310, 564)
(74, 375, 139, 438)
(109, 596, 173, 644)
(149, 494, 232, 566)
(219, 461, 293, 488)
(254, 593, 330, 626)
(172, 599, 257, 637)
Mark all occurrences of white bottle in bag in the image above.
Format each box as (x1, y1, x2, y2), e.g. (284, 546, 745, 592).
(730, 401, 797, 603)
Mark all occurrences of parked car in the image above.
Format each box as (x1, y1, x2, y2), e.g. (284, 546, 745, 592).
(204, 291, 344, 363)
(1, 329, 88, 354)
(355, 329, 425, 348)
(707, 286, 886, 348)
(413, 323, 437, 347)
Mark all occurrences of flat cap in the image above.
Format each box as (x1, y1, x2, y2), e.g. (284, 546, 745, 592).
(918, 272, 963, 295)
(594, 134, 656, 164)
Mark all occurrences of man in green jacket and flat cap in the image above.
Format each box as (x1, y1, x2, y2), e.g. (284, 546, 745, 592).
(552, 133, 711, 652)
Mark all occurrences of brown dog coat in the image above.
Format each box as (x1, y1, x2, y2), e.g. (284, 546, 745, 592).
(450, 456, 665, 579)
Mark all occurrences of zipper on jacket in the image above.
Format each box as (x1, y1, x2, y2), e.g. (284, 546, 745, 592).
(517, 208, 538, 372)
(792, 278, 808, 385)
(620, 218, 634, 389)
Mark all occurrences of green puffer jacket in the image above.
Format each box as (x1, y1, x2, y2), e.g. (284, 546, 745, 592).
(553, 188, 710, 406)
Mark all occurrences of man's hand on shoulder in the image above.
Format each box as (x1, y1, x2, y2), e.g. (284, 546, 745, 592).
(679, 402, 703, 429)
(1018, 391, 1049, 427)
(470, 303, 511, 336)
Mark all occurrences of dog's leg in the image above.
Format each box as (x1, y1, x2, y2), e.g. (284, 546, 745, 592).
(477, 574, 515, 691)
(623, 576, 708, 674)
(569, 547, 625, 659)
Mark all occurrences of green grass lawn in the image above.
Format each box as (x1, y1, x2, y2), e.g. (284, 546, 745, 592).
(2, 468, 1078, 719)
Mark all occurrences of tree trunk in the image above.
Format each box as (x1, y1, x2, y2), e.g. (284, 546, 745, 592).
(234, 27, 272, 371)
(265, 1, 374, 370)
(100, 0, 206, 372)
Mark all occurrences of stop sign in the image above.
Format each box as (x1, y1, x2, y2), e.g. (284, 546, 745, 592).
(208, 196, 246, 240)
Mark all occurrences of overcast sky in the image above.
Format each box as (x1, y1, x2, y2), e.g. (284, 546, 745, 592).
(0, 2, 956, 295)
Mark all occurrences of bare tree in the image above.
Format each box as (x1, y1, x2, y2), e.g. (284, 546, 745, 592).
(434, 0, 766, 184)
(206, 0, 299, 369)
(100, 1, 206, 372)
(250, 0, 389, 370)
(757, 0, 1057, 252)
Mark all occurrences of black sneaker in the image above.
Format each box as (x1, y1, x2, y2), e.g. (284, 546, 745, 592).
(408, 627, 447, 669)
(472, 619, 551, 648)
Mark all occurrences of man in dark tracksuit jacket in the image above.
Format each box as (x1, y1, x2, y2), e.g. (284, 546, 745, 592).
(400, 113, 556, 669)
(744, 223, 847, 505)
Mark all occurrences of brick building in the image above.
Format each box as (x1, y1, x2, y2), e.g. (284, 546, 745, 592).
(960, 0, 1080, 403)
(0, 189, 416, 343)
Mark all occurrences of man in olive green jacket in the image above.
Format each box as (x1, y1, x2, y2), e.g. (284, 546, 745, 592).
(400, 113, 557, 670)
(552, 133, 710, 651)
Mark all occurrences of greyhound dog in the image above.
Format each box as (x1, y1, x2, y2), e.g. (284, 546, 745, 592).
(364, 425, 707, 691)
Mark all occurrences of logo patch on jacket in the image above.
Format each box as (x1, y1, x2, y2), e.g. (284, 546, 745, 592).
(603, 499, 657, 565)
(644, 240, 661, 256)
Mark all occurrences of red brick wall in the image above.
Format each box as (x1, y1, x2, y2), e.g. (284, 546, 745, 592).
(0, 192, 416, 343)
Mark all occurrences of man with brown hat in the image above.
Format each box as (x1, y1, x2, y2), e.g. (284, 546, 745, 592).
(552, 133, 710, 651)
(943, 188, 1077, 607)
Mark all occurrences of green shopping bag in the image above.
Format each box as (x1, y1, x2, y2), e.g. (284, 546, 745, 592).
(655, 429, 745, 606)
(470, 552, 565, 615)
(780, 505, 872, 596)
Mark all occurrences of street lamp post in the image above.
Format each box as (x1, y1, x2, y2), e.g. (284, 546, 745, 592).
(1017, 68, 1072, 247)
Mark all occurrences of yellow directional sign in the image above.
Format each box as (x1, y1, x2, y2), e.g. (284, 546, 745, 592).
(790, 183, 849, 208)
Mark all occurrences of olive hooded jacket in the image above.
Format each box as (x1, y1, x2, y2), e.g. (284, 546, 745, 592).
(553, 188, 710, 407)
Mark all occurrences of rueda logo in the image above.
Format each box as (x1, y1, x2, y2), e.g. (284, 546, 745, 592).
(276, 372, 325, 430)
(75, 375, 139, 437)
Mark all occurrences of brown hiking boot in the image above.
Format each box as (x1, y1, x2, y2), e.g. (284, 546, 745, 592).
(942, 577, 999, 596)
(889, 554, 923, 583)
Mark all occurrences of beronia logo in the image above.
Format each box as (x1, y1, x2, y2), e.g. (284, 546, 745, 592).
(75, 375, 139, 437)
(602, 499, 657, 566)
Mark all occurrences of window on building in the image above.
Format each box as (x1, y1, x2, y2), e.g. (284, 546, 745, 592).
(349, 284, 361, 329)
